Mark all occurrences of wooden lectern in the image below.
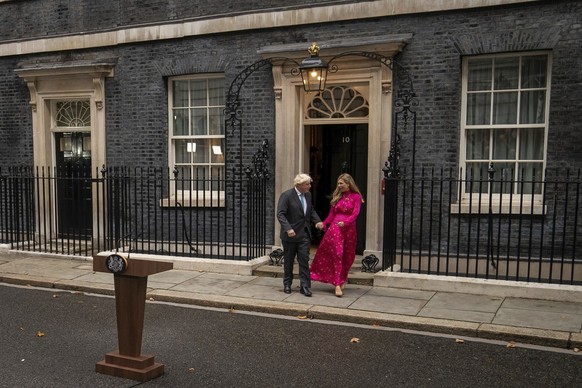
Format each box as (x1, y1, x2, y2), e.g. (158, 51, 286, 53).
(93, 253, 173, 382)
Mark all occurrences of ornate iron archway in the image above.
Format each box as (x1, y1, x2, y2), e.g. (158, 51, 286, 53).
(224, 49, 418, 268)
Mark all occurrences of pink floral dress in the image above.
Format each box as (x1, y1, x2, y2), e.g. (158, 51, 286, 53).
(310, 191, 361, 286)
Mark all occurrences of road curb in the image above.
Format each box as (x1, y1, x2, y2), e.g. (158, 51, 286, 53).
(477, 323, 571, 348)
(307, 305, 480, 336)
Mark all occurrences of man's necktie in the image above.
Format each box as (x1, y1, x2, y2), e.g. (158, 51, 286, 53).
(300, 193, 306, 215)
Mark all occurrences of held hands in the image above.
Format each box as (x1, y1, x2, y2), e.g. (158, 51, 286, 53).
(288, 222, 325, 236)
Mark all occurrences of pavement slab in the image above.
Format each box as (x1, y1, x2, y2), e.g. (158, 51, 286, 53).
(423, 292, 504, 313)
(493, 307, 582, 332)
(478, 323, 571, 348)
(169, 276, 249, 295)
(349, 294, 427, 315)
(418, 306, 495, 323)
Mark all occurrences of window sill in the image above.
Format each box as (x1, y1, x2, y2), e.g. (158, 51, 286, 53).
(160, 191, 225, 208)
(450, 202, 546, 215)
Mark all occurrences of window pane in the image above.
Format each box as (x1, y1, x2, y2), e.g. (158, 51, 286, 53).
(172, 81, 189, 107)
(208, 79, 224, 105)
(210, 138, 225, 163)
(175, 166, 191, 191)
(466, 129, 489, 160)
(191, 108, 207, 135)
(520, 90, 545, 124)
(465, 162, 489, 193)
(494, 57, 519, 90)
(493, 92, 517, 124)
(492, 128, 517, 160)
(190, 80, 207, 106)
(192, 140, 209, 163)
(521, 55, 547, 89)
(56, 100, 91, 127)
(210, 166, 225, 191)
(466, 93, 491, 125)
(517, 163, 543, 194)
(174, 140, 191, 164)
(208, 107, 224, 135)
(467, 59, 492, 91)
(519, 128, 544, 160)
(192, 166, 209, 179)
(172, 108, 188, 135)
(490, 162, 515, 194)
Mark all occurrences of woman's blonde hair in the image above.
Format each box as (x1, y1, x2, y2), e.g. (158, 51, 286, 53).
(330, 173, 365, 205)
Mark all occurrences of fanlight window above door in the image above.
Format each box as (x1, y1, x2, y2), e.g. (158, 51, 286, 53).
(55, 100, 91, 127)
(305, 86, 369, 119)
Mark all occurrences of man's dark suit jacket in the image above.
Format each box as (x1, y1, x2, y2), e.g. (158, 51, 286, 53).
(277, 187, 321, 242)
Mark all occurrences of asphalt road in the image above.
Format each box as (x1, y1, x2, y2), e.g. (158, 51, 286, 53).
(1, 283, 581, 388)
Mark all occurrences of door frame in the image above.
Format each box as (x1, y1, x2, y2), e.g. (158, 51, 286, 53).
(16, 63, 114, 244)
(269, 55, 395, 256)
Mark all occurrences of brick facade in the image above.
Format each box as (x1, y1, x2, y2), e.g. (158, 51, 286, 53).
(0, 0, 580, 253)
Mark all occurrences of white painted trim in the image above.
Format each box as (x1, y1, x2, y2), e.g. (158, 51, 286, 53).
(1, 0, 541, 57)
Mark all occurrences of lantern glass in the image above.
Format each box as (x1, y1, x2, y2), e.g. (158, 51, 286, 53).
(299, 56, 328, 92)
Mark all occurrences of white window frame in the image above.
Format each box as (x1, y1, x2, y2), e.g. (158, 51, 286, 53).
(166, 74, 226, 207)
(456, 51, 552, 215)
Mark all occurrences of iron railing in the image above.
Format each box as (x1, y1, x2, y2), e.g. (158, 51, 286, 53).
(383, 167, 581, 285)
(0, 165, 270, 260)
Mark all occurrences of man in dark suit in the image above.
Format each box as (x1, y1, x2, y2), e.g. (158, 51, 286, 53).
(277, 173, 323, 296)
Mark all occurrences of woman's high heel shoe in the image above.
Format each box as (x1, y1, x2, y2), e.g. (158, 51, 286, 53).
(335, 286, 343, 297)
(340, 282, 346, 290)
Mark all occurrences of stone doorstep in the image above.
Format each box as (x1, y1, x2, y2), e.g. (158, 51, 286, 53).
(253, 264, 375, 286)
(253, 254, 376, 286)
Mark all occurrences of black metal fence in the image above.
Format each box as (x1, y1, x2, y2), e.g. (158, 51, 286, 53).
(383, 167, 582, 285)
(2, 164, 581, 284)
(0, 166, 269, 260)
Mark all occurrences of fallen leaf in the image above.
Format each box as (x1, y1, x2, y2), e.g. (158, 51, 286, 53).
(371, 323, 380, 327)
(350, 338, 360, 343)
(229, 307, 236, 313)
(36, 331, 45, 337)
(455, 339, 465, 344)
(52, 294, 59, 298)
(188, 368, 196, 373)
(573, 348, 580, 353)
(149, 297, 155, 301)
(506, 341, 516, 348)
(297, 315, 308, 319)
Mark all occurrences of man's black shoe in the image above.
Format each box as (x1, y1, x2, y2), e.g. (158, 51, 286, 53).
(299, 286, 312, 297)
(284, 285, 292, 294)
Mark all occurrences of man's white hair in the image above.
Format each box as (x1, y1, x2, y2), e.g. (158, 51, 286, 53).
(294, 173, 312, 186)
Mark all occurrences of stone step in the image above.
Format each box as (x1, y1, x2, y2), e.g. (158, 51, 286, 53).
(253, 255, 377, 286)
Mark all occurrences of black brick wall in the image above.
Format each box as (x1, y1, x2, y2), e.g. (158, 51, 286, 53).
(0, 0, 367, 41)
(0, 0, 581, 246)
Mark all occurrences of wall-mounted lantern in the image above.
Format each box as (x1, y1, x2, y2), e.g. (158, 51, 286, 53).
(298, 42, 328, 92)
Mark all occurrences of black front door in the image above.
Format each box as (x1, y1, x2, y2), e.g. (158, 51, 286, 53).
(55, 132, 92, 238)
(309, 124, 368, 254)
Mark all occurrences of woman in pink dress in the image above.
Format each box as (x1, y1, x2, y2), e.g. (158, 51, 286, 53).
(310, 173, 364, 297)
